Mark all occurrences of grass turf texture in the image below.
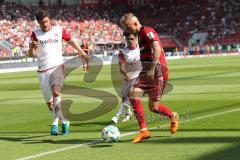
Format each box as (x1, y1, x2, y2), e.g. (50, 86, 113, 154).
(0, 56, 239, 160)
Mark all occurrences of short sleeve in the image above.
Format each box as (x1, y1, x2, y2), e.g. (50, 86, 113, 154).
(62, 28, 71, 41)
(118, 50, 126, 64)
(31, 32, 38, 41)
(143, 27, 160, 44)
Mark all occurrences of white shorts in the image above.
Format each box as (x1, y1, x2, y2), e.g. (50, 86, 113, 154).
(38, 66, 64, 103)
(121, 78, 138, 99)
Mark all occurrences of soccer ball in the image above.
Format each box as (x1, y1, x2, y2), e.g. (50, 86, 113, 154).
(102, 125, 120, 143)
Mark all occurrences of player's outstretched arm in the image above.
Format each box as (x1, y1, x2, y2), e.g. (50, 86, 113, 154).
(68, 39, 90, 62)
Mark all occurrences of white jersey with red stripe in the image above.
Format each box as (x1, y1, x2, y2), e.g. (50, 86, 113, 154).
(31, 25, 71, 72)
(118, 46, 142, 79)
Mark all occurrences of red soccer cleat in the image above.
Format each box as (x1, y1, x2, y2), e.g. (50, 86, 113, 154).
(170, 112, 179, 134)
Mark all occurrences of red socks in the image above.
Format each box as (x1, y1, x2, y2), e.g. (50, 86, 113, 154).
(130, 98, 174, 130)
(155, 104, 174, 119)
(130, 98, 147, 130)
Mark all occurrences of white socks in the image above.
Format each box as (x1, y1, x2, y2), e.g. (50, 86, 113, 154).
(116, 98, 131, 116)
(52, 96, 67, 125)
(116, 103, 126, 117)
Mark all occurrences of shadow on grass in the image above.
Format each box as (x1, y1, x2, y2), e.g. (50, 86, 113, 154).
(152, 128, 240, 132)
(71, 120, 113, 127)
(140, 136, 240, 144)
(196, 143, 240, 160)
(89, 143, 114, 148)
(117, 132, 171, 144)
(120, 135, 240, 159)
(23, 138, 116, 148)
(22, 138, 101, 145)
(0, 134, 50, 142)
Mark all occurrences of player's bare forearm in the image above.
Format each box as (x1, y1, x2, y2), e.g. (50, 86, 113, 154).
(68, 39, 87, 56)
(28, 48, 35, 57)
(146, 41, 161, 80)
(119, 62, 130, 81)
(149, 41, 161, 72)
(68, 39, 90, 62)
(28, 41, 38, 57)
(83, 49, 89, 52)
(119, 63, 127, 76)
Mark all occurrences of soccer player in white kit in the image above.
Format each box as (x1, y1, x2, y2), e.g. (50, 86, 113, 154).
(112, 32, 142, 123)
(28, 10, 89, 136)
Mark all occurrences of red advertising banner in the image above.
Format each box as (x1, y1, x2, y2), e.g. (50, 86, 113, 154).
(160, 36, 178, 48)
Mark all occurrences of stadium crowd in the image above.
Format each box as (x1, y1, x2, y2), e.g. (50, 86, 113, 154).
(0, 0, 239, 57)
(153, 0, 240, 44)
(0, 2, 123, 57)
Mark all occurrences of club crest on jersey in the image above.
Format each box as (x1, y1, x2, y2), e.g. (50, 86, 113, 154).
(147, 32, 155, 39)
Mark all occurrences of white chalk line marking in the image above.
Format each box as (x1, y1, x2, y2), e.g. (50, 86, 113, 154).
(17, 107, 240, 160)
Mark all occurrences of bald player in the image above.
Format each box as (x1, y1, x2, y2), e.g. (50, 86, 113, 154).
(120, 13, 179, 143)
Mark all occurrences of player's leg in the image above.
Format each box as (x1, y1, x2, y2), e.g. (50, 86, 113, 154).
(51, 85, 68, 124)
(148, 99, 174, 118)
(130, 87, 150, 143)
(111, 98, 126, 123)
(112, 97, 132, 123)
(122, 79, 138, 122)
(38, 71, 53, 111)
(50, 66, 70, 135)
(46, 101, 53, 111)
(83, 65, 87, 73)
(38, 71, 58, 135)
(86, 61, 89, 73)
(148, 75, 179, 134)
(82, 59, 88, 73)
(122, 97, 132, 122)
(112, 80, 132, 123)
(121, 79, 139, 122)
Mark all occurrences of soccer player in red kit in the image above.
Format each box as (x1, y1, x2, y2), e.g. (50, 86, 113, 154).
(81, 40, 89, 73)
(120, 13, 179, 143)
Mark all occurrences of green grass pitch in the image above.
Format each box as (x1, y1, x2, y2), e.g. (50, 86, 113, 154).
(0, 56, 239, 160)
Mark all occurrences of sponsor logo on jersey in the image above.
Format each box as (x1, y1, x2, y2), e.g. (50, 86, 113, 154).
(146, 32, 155, 39)
(39, 39, 59, 45)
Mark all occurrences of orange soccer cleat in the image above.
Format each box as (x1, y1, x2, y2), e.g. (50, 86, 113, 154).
(131, 130, 151, 144)
(170, 112, 179, 134)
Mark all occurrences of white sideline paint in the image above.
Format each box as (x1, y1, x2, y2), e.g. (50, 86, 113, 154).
(16, 107, 240, 160)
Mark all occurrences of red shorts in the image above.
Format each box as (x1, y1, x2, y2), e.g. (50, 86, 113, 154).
(134, 64, 168, 101)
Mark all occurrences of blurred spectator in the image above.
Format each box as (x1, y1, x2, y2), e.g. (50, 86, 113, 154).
(0, 0, 239, 58)
(0, 2, 124, 57)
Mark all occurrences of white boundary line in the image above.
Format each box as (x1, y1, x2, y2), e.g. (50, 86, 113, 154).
(16, 108, 240, 160)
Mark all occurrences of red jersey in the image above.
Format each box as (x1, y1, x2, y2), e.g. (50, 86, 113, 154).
(138, 26, 168, 75)
(81, 44, 89, 54)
